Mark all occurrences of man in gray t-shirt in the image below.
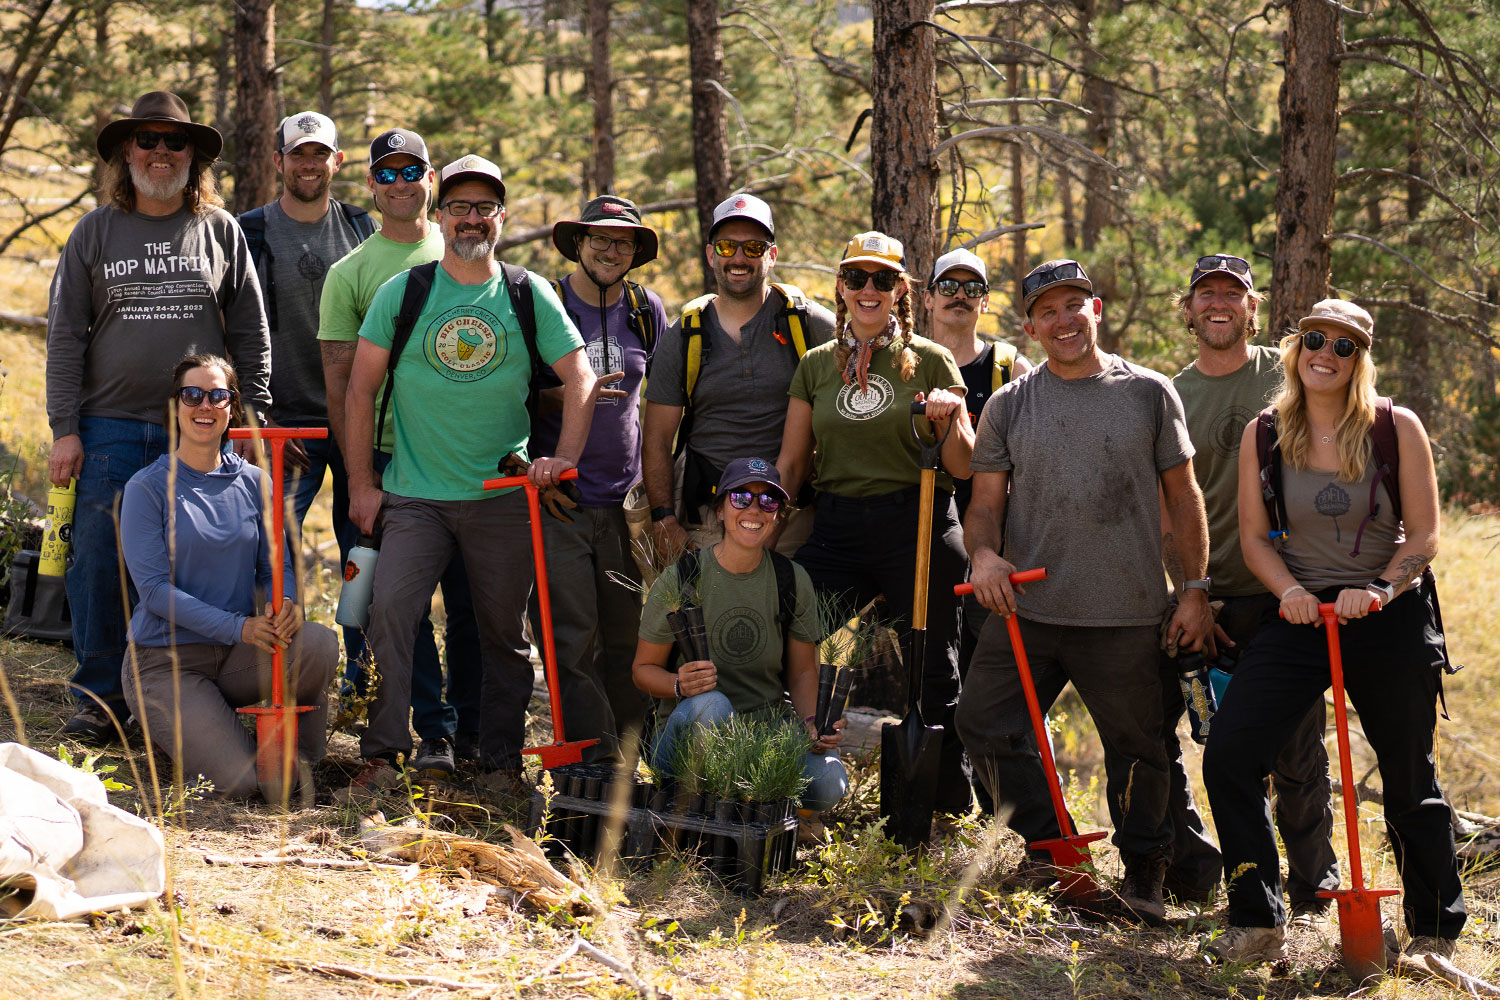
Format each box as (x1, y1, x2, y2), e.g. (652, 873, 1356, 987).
(954, 258, 1213, 924)
(641, 193, 833, 556)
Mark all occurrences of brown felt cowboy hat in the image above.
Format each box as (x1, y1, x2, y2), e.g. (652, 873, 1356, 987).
(95, 91, 223, 161)
(552, 195, 658, 269)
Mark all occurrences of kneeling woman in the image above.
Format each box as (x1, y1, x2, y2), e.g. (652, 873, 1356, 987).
(631, 458, 848, 812)
(120, 354, 338, 802)
(1204, 301, 1464, 963)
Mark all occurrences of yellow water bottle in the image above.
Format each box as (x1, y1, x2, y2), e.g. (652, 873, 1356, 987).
(38, 478, 76, 577)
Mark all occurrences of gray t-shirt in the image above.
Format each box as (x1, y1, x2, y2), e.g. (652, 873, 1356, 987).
(46, 204, 270, 438)
(970, 355, 1194, 626)
(1172, 345, 1282, 596)
(644, 289, 834, 470)
(254, 200, 366, 426)
(1277, 460, 1404, 591)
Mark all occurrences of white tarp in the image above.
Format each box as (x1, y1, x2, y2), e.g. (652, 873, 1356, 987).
(0, 742, 164, 920)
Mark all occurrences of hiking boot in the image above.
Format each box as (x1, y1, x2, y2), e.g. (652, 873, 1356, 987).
(1119, 854, 1168, 925)
(1288, 899, 1331, 931)
(346, 756, 402, 796)
(60, 703, 120, 746)
(1206, 924, 1287, 964)
(1010, 852, 1060, 892)
(409, 737, 456, 774)
(1402, 935, 1457, 963)
(1162, 871, 1217, 906)
(797, 809, 828, 845)
(452, 731, 480, 763)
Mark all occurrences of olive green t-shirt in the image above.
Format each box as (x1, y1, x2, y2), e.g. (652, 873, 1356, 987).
(788, 334, 964, 497)
(639, 547, 820, 721)
(1171, 345, 1282, 597)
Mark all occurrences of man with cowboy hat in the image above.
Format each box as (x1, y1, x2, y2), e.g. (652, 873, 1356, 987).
(531, 194, 668, 762)
(45, 90, 271, 745)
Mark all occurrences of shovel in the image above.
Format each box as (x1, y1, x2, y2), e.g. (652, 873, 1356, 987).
(956, 571, 1108, 901)
(879, 401, 953, 849)
(481, 468, 599, 768)
(1288, 600, 1395, 982)
(228, 426, 327, 806)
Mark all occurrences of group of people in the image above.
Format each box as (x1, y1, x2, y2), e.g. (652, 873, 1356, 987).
(43, 90, 1463, 966)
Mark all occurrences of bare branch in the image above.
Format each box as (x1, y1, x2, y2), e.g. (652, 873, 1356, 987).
(1219, 0, 1281, 135)
(944, 96, 1092, 117)
(811, 44, 868, 92)
(1327, 232, 1489, 306)
(929, 125, 1118, 170)
(1337, 167, 1485, 231)
(1353, 295, 1497, 350)
(906, 21, 1006, 85)
(0, 186, 88, 256)
(936, 0, 1051, 13)
(959, 222, 1047, 248)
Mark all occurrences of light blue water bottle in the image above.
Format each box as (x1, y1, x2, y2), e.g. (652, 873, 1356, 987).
(335, 534, 379, 629)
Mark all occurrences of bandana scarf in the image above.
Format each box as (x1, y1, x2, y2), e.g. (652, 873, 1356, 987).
(840, 316, 899, 393)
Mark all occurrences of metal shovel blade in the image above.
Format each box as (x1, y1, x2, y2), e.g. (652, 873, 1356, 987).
(1033, 830, 1110, 903)
(1321, 887, 1399, 982)
(879, 705, 943, 850)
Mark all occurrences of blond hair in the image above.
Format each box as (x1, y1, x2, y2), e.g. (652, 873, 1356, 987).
(832, 275, 919, 382)
(99, 148, 223, 215)
(1271, 330, 1378, 483)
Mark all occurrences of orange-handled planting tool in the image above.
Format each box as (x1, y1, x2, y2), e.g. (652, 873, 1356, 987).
(956, 569, 1107, 901)
(480, 468, 598, 768)
(229, 426, 327, 805)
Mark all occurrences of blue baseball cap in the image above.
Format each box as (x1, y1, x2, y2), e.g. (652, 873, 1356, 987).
(715, 457, 788, 504)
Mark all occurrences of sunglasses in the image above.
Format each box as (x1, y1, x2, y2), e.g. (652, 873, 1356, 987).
(712, 238, 772, 258)
(1301, 329, 1360, 359)
(931, 278, 989, 299)
(1193, 254, 1252, 278)
(441, 200, 502, 218)
(1021, 260, 1089, 299)
(585, 234, 636, 254)
(176, 386, 236, 409)
(372, 163, 427, 185)
(134, 131, 190, 152)
(726, 491, 782, 513)
(840, 268, 903, 292)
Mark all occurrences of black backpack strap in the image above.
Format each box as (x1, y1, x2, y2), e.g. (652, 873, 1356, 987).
(500, 262, 541, 415)
(622, 280, 657, 353)
(238, 206, 276, 331)
(1255, 407, 1288, 542)
(239, 206, 267, 264)
(338, 201, 377, 242)
(768, 550, 796, 632)
(376, 261, 438, 453)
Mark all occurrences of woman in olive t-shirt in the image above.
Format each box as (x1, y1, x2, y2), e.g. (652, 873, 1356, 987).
(775, 231, 976, 813)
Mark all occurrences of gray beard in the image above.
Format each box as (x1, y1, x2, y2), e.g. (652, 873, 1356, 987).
(130, 160, 189, 203)
(452, 235, 495, 262)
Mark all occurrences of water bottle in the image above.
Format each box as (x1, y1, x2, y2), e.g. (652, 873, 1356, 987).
(38, 479, 76, 577)
(1208, 646, 1239, 708)
(1176, 651, 1219, 745)
(335, 534, 379, 629)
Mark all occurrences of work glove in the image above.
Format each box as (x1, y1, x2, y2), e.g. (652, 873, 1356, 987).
(499, 452, 581, 523)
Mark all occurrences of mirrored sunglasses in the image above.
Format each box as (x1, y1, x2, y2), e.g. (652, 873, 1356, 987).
(441, 200, 502, 218)
(1193, 254, 1252, 277)
(726, 491, 781, 513)
(932, 278, 988, 299)
(1021, 260, 1088, 298)
(1301, 330, 1359, 359)
(372, 163, 426, 184)
(840, 268, 902, 292)
(176, 386, 236, 409)
(712, 238, 771, 258)
(134, 131, 190, 152)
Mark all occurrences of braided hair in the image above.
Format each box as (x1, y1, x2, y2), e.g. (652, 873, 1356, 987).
(832, 276, 919, 382)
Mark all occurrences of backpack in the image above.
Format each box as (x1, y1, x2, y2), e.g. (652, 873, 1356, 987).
(1254, 397, 1460, 706)
(548, 277, 659, 354)
(674, 281, 812, 409)
(376, 260, 539, 453)
(666, 548, 799, 671)
(990, 341, 1018, 392)
(240, 201, 376, 331)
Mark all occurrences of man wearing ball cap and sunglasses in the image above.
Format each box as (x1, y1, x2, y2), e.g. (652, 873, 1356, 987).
(46, 90, 271, 745)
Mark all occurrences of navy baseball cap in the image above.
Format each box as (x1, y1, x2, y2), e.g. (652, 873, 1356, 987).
(715, 457, 788, 504)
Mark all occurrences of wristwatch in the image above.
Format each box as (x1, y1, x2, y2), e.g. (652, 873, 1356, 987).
(650, 506, 676, 523)
(1367, 577, 1396, 606)
(1182, 578, 1211, 593)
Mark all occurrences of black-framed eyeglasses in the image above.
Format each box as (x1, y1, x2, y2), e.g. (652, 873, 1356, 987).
(134, 131, 190, 152)
(726, 491, 781, 513)
(1021, 260, 1088, 299)
(840, 268, 902, 292)
(1301, 330, 1359, 359)
(712, 238, 772, 258)
(372, 164, 426, 185)
(441, 200, 502, 218)
(585, 234, 636, 254)
(931, 278, 989, 299)
(176, 386, 236, 409)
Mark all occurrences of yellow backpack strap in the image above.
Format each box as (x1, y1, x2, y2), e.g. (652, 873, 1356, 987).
(680, 293, 717, 401)
(991, 341, 1018, 392)
(769, 282, 810, 356)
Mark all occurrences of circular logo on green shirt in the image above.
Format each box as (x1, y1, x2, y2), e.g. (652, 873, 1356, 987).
(425, 306, 506, 380)
(714, 606, 767, 664)
(835, 373, 894, 421)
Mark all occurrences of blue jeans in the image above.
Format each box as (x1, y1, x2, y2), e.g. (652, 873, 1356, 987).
(67, 417, 168, 715)
(649, 692, 849, 813)
(341, 450, 481, 740)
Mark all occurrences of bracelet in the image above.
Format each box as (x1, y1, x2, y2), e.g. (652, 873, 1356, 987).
(650, 506, 676, 523)
(803, 714, 817, 727)
(673, 676, 682, 699)
(1279, 584, 1308, 601)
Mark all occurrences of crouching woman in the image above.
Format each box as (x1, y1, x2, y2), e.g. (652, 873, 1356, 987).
(631, 458, 848, 812)
(120, 354, 338, 802)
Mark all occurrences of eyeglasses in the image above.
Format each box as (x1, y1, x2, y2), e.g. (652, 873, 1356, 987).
(176, 386, 236, 409)
(1193, 254, 1252, 279)
(134, 131, 190, 152)
(585, 234, 636, 254)
(1301, 330, 1359, 359)
(441, 200, 502, 218)
(1021, 260, 1089, 300)
(726, 491, 782, 513)
(372, 164, 427, 185)
(839, 268, 903, 292)
(712, 238, 772, 258)
(931, 278, 988, 299)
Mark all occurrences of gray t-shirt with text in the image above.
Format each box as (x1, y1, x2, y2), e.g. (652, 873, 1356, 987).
(970, 355, 1194, 626)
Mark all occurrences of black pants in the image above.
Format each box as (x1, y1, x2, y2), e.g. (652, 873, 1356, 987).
(796, 485, 970, 812)
(1203, 586, 1465, 936)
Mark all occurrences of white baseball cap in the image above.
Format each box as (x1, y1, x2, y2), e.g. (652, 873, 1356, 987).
(278, 111, 338, 153)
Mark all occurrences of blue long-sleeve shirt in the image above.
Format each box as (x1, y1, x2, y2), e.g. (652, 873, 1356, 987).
(121, 452, 296, 647)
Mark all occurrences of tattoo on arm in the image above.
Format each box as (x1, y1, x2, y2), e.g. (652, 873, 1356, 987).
(1162, 531, 1184, 589)
(321, 341, 356, 365)
(1393, 552, 1432, 593)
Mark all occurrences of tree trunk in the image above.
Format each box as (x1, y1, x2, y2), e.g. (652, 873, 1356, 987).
(1271, 0, 1342, 334)
(871, 0, 939, 304)
(589, 0, 614, 196)
(233, 0, 279, 214)
(1078, 0, 1118, 350)
(686, 0, 730, 293)
(319, 0, 337, 116)
(1008, 51, 1026, 311)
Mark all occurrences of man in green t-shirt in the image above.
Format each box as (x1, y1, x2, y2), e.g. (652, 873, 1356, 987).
(1165, 253, 1337, 929)
(343, 154, 595, 793)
